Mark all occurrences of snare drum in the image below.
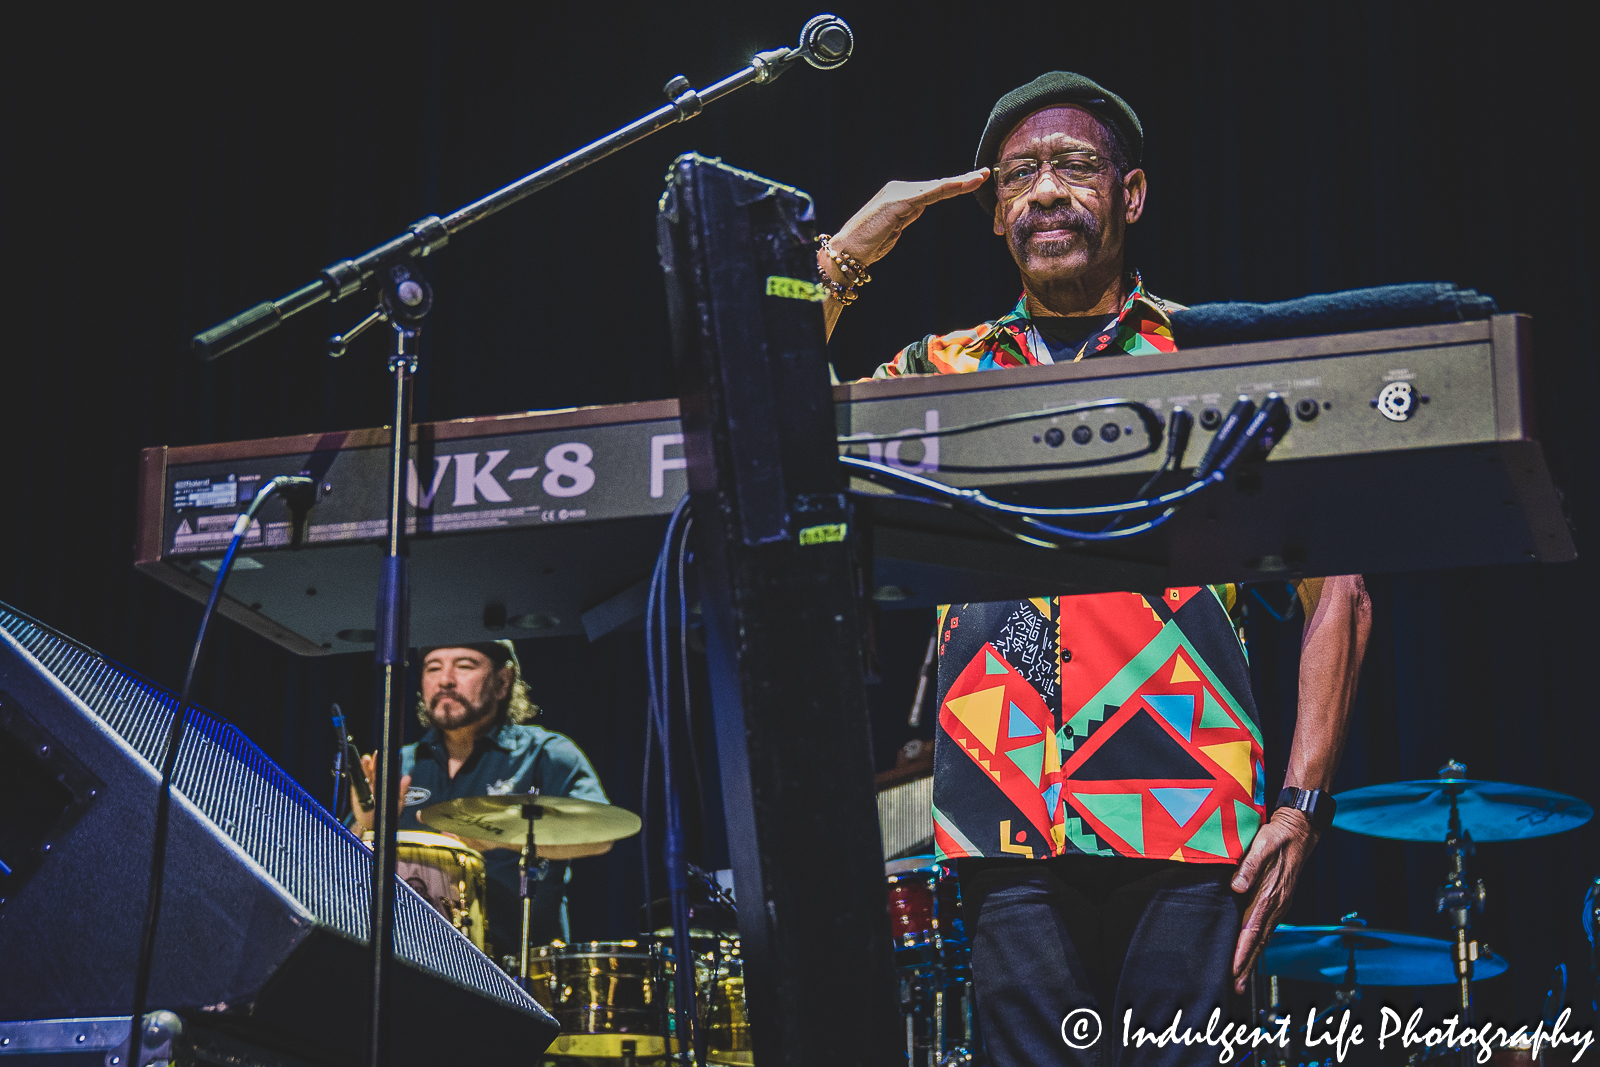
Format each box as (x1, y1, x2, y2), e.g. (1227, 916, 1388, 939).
(887, 865, 941, 955)
(546, 941, 666, 1060)
(364, 830, 488, 952)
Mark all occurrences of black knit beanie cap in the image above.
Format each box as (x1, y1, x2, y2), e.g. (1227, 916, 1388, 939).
(973, 71, 1143, 214)
(419, 639, 518, 670)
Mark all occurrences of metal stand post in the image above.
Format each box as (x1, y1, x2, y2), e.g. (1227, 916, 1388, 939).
(365, 262, 431, 1067)
(518, 804, 538, 987)
(1434, 761, 1484, 1067)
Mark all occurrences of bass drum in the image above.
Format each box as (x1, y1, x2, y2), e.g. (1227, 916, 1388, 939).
(363, 830, 488, 952)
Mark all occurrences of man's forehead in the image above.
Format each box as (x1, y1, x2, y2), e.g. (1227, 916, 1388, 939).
(998, 105, 1114, 156)
(423, 647, 492, 666)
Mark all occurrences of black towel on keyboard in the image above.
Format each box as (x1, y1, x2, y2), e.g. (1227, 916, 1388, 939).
(1168, 282, 1497, 348)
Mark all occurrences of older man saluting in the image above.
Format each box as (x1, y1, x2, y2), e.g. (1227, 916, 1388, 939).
(822, 73, 1371, 1066)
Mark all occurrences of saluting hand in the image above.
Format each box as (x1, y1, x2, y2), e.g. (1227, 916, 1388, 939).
(821, 170, 989, 340)
(828, 169, 990, 269)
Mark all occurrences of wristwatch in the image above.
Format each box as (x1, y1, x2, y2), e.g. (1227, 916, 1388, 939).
(1275, 787, 1337, 832)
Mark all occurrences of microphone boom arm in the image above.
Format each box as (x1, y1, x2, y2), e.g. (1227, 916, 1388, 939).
(192, 13, 853, 362)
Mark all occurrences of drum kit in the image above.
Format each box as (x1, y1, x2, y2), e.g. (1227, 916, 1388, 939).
(885, 854, 977, 1067)
(1260, 761, 1593, 1064)
(358, 760, 1589, 1065)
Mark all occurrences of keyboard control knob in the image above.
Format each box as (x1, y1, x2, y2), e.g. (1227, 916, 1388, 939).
(1375, 381, 1416, 422)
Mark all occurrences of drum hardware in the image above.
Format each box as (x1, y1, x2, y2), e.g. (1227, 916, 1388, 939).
(519, 804, 538, 990)
(886, 858, 975, 1067)
(686, 861, 739, 918)
(418, 793, 643, 993)
(359, 830, 489, 952)
(1263, 916, 1508, 987)
(1332, 760, 1592, 1029)
(1438, 781, 1486, 1023)
(1331, 761, 1593, 843)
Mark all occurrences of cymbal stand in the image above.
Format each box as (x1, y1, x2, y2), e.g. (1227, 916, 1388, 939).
(1299, 920, 1366, 1057)
(1435, 765, 1484, 1062)
(519, 802, 539, 989)
(1262, 973, 1292, 1067)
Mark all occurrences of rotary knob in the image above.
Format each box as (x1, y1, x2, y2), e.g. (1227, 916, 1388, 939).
(1375, 381, 1416, 422)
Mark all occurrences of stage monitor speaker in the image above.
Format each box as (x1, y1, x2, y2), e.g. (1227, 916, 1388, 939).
(0, 601, 557, 1064)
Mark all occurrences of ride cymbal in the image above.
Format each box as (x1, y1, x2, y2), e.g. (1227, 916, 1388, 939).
(418, 794, 641, 846)
(1333, 774, 1591, 842)
(1264, 924, 1508, 986)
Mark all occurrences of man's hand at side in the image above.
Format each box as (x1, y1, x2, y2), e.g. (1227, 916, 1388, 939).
(1230, 807, 1318, 992)
(822, 170, 988, 339)
(1229, 574, 1371, 993)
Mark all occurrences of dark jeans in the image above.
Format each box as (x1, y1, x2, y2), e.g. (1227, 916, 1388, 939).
(960, 856, 1245, 1067)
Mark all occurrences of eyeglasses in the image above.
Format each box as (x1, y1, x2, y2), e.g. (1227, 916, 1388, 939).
(995, 152, 1114, 194)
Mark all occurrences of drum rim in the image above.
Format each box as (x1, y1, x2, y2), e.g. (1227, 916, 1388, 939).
(359, 829, 488, 857)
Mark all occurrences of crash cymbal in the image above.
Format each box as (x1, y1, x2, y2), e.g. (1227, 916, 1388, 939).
(1333, 768, 1591, 842)
(1264, 924, 1509, 986)
(417, 794, 641, 847)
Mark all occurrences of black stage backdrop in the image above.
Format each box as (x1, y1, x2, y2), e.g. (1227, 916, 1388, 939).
(4, 0, 1597, 1031)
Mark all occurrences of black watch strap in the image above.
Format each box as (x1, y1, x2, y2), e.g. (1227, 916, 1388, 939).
(1276, 787, 1337, 832)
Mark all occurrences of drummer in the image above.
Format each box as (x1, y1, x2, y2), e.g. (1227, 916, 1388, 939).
(350, 640, 610, 953)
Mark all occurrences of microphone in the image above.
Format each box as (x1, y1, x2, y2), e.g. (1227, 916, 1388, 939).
(798, 14, 853, 69)
(752, 15, 854, 83)
(332, 705, 374, 813)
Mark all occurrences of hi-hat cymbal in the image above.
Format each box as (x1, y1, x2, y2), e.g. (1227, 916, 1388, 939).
(418, 794, 641, 846)
(1333, 776, 1591, 842)
(1264, 924, 1508, 986)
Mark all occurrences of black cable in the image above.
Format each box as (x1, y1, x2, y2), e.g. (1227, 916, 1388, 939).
(1248, 583, 1302, 623)
(1101, 407, 1194, 534)
(842, 454, 1217, 521)
(836, 397, 1161, 445)
(125, 475, 313, 1064)
(845, 454, 1221, 541)
(641, 496, 691, 936)
(677, 518, 711, 880)
(844, 392, 1279, 545)
(641, 496, 699, 1062)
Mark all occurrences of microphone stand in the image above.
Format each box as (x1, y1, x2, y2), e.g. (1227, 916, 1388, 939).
(187, 16, 855, 1067)
(191, 14, 854, 363)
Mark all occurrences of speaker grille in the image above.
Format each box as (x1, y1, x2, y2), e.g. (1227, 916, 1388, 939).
(876, 773, 933, 860)
(0, 604, 526, 1010)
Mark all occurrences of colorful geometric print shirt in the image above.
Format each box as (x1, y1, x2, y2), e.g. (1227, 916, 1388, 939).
(933, 591, 1265, 865)
(867, 275, 1266, 865)
(871, 271, 1180, 378)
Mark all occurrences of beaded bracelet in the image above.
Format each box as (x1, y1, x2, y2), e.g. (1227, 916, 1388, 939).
(818, 234, 872, 285)
(817, 261, 860, 305)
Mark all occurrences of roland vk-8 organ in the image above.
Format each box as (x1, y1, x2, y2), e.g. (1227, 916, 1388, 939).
(134, 315, 1571, 656)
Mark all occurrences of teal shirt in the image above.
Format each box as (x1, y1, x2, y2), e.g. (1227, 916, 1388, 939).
(398, 718, 607, 951)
